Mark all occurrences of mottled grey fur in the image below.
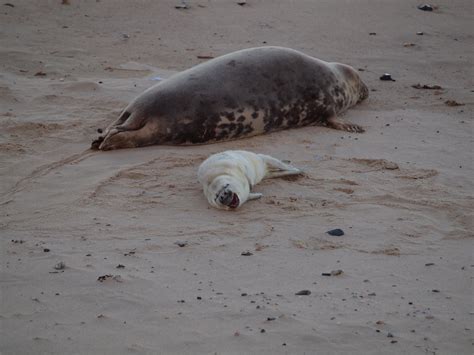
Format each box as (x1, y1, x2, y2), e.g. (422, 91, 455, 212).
(92, 46, 368, 150)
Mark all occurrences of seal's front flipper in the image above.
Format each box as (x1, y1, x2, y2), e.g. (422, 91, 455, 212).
(249, 193, 263, 200)
(260, 154, 303, 179)
(326, 116, 365, 133)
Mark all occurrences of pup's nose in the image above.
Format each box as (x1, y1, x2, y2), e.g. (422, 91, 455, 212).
(219, 190, 232, 204)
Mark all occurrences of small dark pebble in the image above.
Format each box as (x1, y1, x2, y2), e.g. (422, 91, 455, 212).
(390, 340, 398, 344)
(432, 289, 440, 293)
(387, 332, 394, 338)
(368, 292, 376, 296)
(241, 293, 248, 296)
(322, 273, 332, 276)
(425, 262, 435, 266)
(282, 343, 286, 346)
(4, 3, 15, 7)
(376, 329, 380, 333)
(174, 241, 188, 247)
(380, 73, 395, 81)
(260, 329, 266, 333)
(417, 4, 433, 11)
(177, 300, 185, 303)
(241, 251, 253, 256)
(97, 128, 103, 134)
(116, 264, 125, 269)
(295, 290, 311, 296)
(327, 228, 344, 236)
(43, 248, 50, 252)
(369, 32, 377, 35)
(267, 317, 276, 321)
(417, 31, 424, 35)
(196, 296, 202, 300)
(97, 274, 112, 282)
(54, 262, 66, 270)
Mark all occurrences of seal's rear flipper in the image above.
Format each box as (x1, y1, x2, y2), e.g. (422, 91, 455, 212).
(98, 121, 156, 150)
(91, 136, 104, 150)
(260, 154, 303, 179)
(326, 115, 365, 133)
(98, 111, 151, 150)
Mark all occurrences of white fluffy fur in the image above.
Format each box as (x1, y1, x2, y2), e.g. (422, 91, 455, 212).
(197, 150, 302, 210)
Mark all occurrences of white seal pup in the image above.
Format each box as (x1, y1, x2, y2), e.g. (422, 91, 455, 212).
(198, 150, 302, 210)
(92, 46, 369, 150)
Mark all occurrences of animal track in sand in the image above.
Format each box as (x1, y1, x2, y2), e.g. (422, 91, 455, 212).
(85, 155, 206, 209)
(292, 238, 346, 250)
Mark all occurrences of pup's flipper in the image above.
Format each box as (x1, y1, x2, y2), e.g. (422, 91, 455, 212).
(260, 154, 303, 179)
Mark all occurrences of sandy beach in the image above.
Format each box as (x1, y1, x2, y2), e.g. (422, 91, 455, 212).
(1, 1, 472, 354)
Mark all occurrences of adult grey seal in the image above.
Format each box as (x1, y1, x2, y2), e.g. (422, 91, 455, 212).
(92, 46, 368, 150)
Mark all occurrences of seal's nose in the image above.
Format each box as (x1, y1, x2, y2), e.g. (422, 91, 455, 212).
(219, 190, 233, 204)
(359, 82, 369, 102)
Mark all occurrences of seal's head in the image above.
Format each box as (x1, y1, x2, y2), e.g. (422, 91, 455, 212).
(334, 63, 369, 105)
(215, 183, 241, 209)
(206, 176, 245, 210)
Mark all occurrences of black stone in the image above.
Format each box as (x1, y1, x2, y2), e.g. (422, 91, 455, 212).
(327, 228, 344, 236)
(417, 4, 433, 11)
(380, 73, 395, 81)
(295, 290, 311, 296)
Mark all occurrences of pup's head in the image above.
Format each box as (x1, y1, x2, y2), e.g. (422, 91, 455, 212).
(214, 183, 240, 209)
(207, 176, 244, 210)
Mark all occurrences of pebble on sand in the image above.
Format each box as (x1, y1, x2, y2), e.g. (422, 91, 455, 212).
(380, 73, 395, 81)
(295, 290, 311, 295)
(174, 241, 188, 247)
(54, 261, 66, 270)
(327, 228, 344, 236)
(417, 4, 434, 11)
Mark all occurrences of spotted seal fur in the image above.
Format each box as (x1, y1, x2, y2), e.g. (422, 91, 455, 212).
(92, 46, 368, 150)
